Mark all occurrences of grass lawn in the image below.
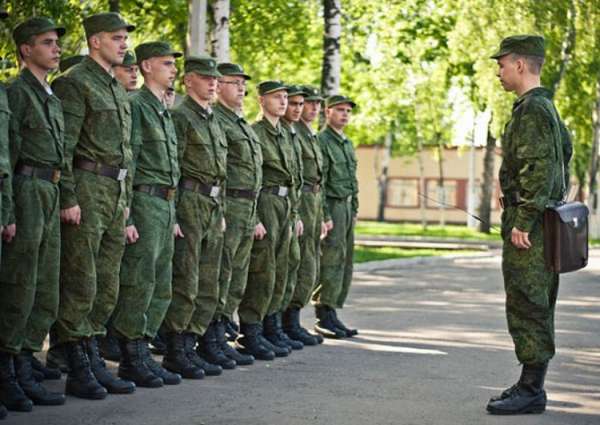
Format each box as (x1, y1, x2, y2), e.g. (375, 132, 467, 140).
(355, 220, 501, 241)
(353, 246, 477, 263)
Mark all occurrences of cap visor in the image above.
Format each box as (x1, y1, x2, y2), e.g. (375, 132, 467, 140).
(191, 70, 222, 77)
(490, 49, 509, 59)
(328, 100, 356, 108)
(107, 23, 136, 33)
(262, 87, 288, 95)
(305, 96, 324, 102)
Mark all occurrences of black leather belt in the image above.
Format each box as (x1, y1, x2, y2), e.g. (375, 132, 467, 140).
(180, 177, 221, 198)
(0, 176, 4, 190)
(226, 188, 257, 200)
(14, 163, 61, 184)
(262, 185, 290, 197)
(499, 193, 522, 209)
(302, 183, 321, 193)
(134, 184, 176, 201)
(73, 157, 128, 181)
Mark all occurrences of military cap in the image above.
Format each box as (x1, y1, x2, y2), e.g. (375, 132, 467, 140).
(117, 50, 136, 67)
(217, 62, 251, 80)
(135, 42, 182, 64)
(490, 35, 545, 59)
(326, 94, 356, 109)
(184, 55, 221, 77)
(258, 80, 288, 96)
(302, 85, 324, 102)
(13, 17, 66, 47)
(83, 12, 135, 39)
(286, 84, 308, 97)
(59, 54, 85, 73)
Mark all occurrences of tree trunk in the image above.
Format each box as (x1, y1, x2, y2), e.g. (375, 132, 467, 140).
(417, 138, 427, 230)
(108, 0, 120, 13)
(478, 126, 496, 233)
(551, 0, 576, 95)
(588, 77, 600, 210)
(436, 138, 445, 227)
(321, 0, 342, 98)
(211, 0, 230, 62)
(188, 0, 208, 56)
(466, 121, 477, 228)
(376, 131, 392, 222)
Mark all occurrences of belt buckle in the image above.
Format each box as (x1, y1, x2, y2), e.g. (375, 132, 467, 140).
(166, 188, 176, 201)
(313, 184, 320, 193)
(117, 169, 128, 181)
(52, 170, 61, 184)
(278, 186, 288, 197)
(210, 186, 221, 198)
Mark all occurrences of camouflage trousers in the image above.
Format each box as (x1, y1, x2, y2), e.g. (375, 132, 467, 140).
(312, 196, 355, 309)
(216, 196, 257, 321)
(502, 207, 559, 365)
(289, 191, 322, 309)
(163, 189, 224, 336)
(111, 192, 176, 340)
(280, 224, 300, 312)
(238, 192, 291, 324)
(53, 170, 127, 344)
(0, 177, 60, 353)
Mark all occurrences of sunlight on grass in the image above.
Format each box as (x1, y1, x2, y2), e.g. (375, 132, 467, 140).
(354, 246, 476, 263)
(355, 220, 501, 241)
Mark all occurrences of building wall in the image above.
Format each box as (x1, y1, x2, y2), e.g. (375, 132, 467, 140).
(356, 145, 503, 225)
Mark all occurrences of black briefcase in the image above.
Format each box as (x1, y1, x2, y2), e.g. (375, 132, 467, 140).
(543, 202, 589, 273)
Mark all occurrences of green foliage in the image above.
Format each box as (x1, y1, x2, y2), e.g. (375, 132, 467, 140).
(355, 220, 501, 241)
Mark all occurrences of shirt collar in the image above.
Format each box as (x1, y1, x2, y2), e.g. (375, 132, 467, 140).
(21, 67, 52, 102)
(183, 95, 212, 118)
(513, 86, 553, 110)
(82, 55, 117, 87)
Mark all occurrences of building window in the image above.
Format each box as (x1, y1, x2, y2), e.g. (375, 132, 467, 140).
(425, 179, 458, 209)
(386, 178, 419, 208)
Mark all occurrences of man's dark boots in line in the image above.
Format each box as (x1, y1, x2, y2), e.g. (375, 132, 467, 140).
(486, 363, 548, 415)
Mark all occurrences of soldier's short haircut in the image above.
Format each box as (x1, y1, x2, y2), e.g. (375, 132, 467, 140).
(512, 53, 544, 75)
(16, 35, 37, 60)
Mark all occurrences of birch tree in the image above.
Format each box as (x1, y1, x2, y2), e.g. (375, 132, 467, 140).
(320, 0, 342, 98)
(188, 0, 208, 55)
(211, 0, 230, 61)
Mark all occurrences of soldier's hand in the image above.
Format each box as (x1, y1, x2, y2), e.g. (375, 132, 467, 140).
(221, 218, 227, 232)
(125, 225, 139, 244)
(325, 220, 334, 231)
(320, 221, 328, 240)
(60, 205, 81, 225)
(295, 220, 304, 237)
(511, 227, 531, 250)
(2, 223, 16, 243)
(254, 222, 267, 240)
(174, 223, 184, 238)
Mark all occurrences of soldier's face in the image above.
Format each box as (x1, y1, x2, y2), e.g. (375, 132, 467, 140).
(285, 95, 304, 122)
(496, 54, 520, 92)
(95, 29, 129, 66)
(20, 30, 61, 71)
(302, 100, 321, 123)
(326, 104, 352, 130)
(113, 64, 138, 91)
(142, 56, 177, 91)
(217, 76, 246, 109)
(261, 90, 288, 117)
(185, 73, 217, 102)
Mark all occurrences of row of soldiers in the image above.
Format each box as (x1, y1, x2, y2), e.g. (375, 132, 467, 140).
(0, 11, 360, 417)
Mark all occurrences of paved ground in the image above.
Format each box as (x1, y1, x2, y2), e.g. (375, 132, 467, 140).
(5, 249, 600, 425)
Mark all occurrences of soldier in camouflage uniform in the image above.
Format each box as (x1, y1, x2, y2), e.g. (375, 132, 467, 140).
(283, 85, 326, 346)
(211, 62, 261, 365)
(486, 35, 571, 415)
(237, 80, 297, 359)
(312, 95, 359, 339)
(109, 42, 182, 388)
(161, 56, 228, 378)
(50, 12, 137, 399)
(113, 51, 138, 92)
(0, 17, 67, 412)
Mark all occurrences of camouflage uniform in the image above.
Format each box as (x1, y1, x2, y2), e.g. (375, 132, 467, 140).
(289, 119, 324, 309)
(0, 68, 64, 354)
(111, 85, 180, 340)
(499, 86, 571, 365)
(238, 117, 297, 324)
(0, 84, 9, 262)
(213, 102, 262, 321)
(52, 55, 132, 344)
(162, 96, 227, 337)
(312, 125, 358, 309)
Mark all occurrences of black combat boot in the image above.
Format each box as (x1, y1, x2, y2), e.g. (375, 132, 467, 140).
(274, 312, 303, 350)
(330, 308, 358, 337)
(314, 305, 346, 339)
(98, 328, 121, 362)
(183, 333, 222, 376)
(31, 356, 61, 380)
(196, 323, 236, 370)
(64, 340, 107, 400)
(216, 320, 254, 366)
(0, 403, 6, 419)
(263, 314, 292, 354)
(236, 323, 276, 361)
(486, 363, 548, 415)
(141, 339, 181, 385)
(46, 344, 69, 373)
(223, 317, 239, 342)
(149, 332, 167, 356)
(117, 339, 163, 388)
(283, 308, 319, 346)
(15, 352, 65, 406)
(0, 352, 33, 412)
(489, 366, 528, 402)
(162, 333, 205, 379)
(86, 337, 135, 394)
